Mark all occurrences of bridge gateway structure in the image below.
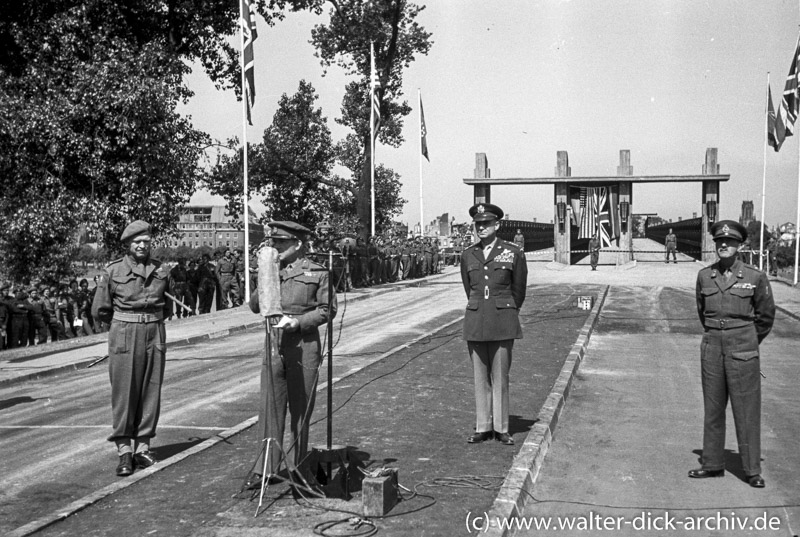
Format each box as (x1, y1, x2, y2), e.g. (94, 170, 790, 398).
(463, 148, 730, 265)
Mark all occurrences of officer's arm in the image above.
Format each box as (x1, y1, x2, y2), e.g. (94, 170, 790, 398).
(695, 273, 705, 326)
(754, 273, 776, 343)
(511, 248, 528, 308)
(91, 270, 114, 324)
(460, 251, 471, 298)
(297, 271, 337, 333)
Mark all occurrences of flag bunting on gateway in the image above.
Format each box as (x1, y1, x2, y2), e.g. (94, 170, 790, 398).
(777, 33, 800, 143)
(241, 0, 257, 125)
(420, 96, 429, 161)
(572, 186, 620, 247)
(371, 43, 381, 139)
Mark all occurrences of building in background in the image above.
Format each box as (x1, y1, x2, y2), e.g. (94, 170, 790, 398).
(739, 200, 755, 228)
(168, 205, 264, 250)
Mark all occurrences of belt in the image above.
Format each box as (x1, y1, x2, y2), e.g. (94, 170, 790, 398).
(704, 318, 753, 329)
(113, 311, 164, 323)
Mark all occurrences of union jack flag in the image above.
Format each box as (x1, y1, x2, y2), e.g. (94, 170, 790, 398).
(777, 33, 800, 143)
(241, 0, 257, 125)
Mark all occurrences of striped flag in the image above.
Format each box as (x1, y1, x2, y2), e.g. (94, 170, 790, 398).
(579, 187, 597, 239)
(241, 0, 257, 125)
(777, 34, 800, 142)
(370, 42, 381, 139)
(420, 95, 429, 161)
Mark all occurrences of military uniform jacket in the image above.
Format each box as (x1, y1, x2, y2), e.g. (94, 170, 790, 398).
(588, 238, 601, 252)
(665, 233, 677, 246)
(216, 258, 235, 278)
(92, 255, 169, 324)
(461, 239, 528, 341)
(696, 257, 775, 346)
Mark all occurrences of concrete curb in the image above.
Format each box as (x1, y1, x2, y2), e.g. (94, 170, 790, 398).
(484, 285, 610, 537)
(0, 272, 454, 389)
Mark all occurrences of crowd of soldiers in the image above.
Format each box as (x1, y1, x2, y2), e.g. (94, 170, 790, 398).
(0, 232, 476, 351)
(308, 233, 472, 292)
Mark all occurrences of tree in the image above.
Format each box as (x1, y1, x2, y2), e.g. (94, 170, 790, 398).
(205, 80, 407, 234)
(308, 0, 432, 239)
(0, 1, 251, 281)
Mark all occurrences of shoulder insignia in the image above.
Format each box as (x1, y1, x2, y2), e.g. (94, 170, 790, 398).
(106, 257, 124, 268)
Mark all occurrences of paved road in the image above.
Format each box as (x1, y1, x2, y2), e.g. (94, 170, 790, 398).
(516, 284, 800, 537)
(0, 279, 467, 534)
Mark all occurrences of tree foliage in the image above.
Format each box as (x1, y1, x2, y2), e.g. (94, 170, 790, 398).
(0, 0, 254, 281)
(206, 80, 406, 234)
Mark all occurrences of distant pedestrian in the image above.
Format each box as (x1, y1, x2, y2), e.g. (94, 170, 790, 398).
(588, 234, 601, 271)
(461, 203, 527, 446)
(92, 220, 169, 477)
(513, 228, 525, 250)
(665, 228, 678, 264)
(26, 288, 48, 345)
(689, 220, 775, 488)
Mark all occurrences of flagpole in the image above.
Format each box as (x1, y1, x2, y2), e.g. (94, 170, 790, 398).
(760, 73, 770, 272)
(370, 41, 376, 238)
(418, 89, 424, 237)
(239, 0, 251, 302)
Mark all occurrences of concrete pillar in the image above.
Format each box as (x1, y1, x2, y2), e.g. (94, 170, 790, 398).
(474, 153, 491, 204)
(616, 150, 633, 264)
(701, 148, 719, 264)
(554, 151, 571, 264)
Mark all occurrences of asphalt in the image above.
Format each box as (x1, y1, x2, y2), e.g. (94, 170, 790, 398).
(5, 239, 800, 537)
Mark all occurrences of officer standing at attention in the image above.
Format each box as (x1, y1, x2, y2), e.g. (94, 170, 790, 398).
(588, 233, 601, 271)
(461, 203, 527, 446)
(246, 221, 337, 488)
(513, 228, 525, 250)
(665, 228, 678, 264)
(92, 220, 169, 477)
(689, 220, 775, 488)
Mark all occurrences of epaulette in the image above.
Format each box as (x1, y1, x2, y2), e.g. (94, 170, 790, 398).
(502, 239, 522, 252)
(106, 257, 124, 268)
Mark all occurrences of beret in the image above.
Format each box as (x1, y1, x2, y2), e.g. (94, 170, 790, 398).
(710, 220, 747, 243)
(120, 220, 152, 243)
(267, 221, 311, 240)
(469, 203, 504, 222)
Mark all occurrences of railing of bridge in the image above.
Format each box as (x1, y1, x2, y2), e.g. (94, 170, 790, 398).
(499, 219, 555, 252)
(645, 217, 703, 260)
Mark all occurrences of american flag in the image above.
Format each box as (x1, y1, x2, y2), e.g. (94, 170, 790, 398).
(777, 33, 800, 142)
(578, 187, 596, 240)
(241, 0, 257, 125)
(576, 186, 620, 246)
(370, 42, 381, 139)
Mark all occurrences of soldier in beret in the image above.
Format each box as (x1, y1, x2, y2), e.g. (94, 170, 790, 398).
(246, 220, 337, 488)
(92, 220, 170, 477)
(461, 203, 527, 446)
(689, 220, 775, 488)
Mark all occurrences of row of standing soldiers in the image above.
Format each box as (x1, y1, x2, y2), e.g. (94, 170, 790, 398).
(309, 235, 446, 292)
(0, 279, 104, 350)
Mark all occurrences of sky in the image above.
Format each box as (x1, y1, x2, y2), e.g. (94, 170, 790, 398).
(180, 0, 800, 231)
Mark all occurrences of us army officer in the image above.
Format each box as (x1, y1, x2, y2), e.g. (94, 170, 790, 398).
(460, 203, 528, 446)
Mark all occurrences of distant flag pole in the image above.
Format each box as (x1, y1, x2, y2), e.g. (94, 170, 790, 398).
(790, 26, 800, 284)
(239, 0, 257, 301)
(370, 41, 380, 237)
(419, 89, 429, 235)
(761, 74, 771, 271)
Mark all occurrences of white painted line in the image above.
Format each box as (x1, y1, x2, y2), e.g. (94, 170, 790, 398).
(0, 425, 228, 431)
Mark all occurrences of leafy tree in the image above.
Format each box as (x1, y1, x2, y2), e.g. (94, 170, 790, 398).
(308, 0, 432, 239)
(206, 80, 406, 233)
(0, 0, 252, 281)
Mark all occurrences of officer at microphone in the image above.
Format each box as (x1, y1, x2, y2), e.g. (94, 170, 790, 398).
(246, 221, 337, 488)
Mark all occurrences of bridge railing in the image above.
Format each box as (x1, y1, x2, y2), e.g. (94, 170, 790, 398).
(499, 219, 555, 252)
(645, 217, 703, 260)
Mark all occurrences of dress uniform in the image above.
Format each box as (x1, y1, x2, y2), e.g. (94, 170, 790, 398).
(92, 220, 169, 476)
(690, 220, 775, 488)
(247, 221, 337, 486)
(461, 203, 528, 445)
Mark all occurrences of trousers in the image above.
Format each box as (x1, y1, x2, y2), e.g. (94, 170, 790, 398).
(468, 340, 513, 434)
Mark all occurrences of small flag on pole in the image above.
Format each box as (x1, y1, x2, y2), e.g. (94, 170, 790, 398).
(420, 95, 429, 161)
(370, 42, 381, 139)
(241, 0, 257, 125)
(768, 85, 784, 151)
